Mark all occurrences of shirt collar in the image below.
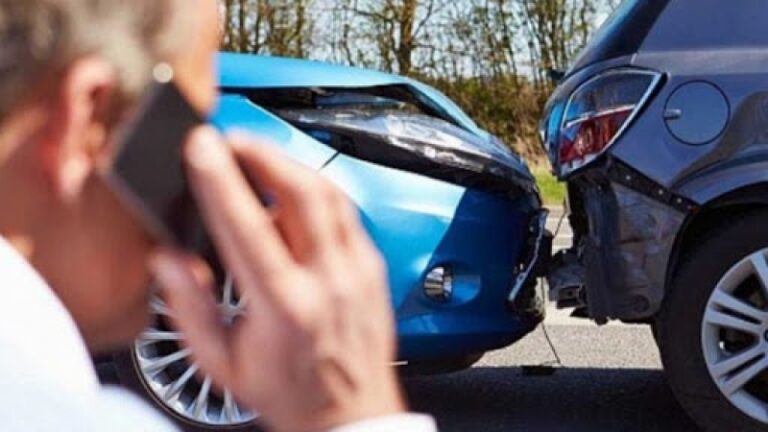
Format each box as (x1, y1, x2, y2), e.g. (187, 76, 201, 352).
(0, 236, 99, 396)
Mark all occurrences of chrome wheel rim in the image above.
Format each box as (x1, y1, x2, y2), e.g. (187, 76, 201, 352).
(702, 249, 768, 424)
(133, 276, 257, 427)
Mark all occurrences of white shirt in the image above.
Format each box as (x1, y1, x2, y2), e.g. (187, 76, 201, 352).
(0, 237, 437, 432)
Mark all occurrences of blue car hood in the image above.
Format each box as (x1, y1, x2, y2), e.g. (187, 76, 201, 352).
(218, 53, 484, 135)
(214, 53, 535, 188)
(221, 52, 412, 89)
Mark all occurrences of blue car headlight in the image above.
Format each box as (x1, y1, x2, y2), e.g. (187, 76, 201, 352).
(279, 108, 538, 199)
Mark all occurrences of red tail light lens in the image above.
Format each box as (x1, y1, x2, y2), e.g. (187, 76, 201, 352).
(558, 69, 661, 175)
(560, 106, 633, 168)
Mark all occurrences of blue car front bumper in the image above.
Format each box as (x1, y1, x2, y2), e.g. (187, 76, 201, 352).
(322, 154, 543, 361)
(215, 90, 545, 364)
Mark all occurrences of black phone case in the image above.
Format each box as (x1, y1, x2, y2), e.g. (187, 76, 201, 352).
(110, 82, 208, 252)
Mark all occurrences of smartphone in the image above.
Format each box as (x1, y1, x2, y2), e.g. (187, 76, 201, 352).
(108, 80, 208, 251)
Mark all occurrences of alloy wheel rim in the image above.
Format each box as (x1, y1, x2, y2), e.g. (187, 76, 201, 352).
(133, 276, 257, 427)
(702, 249, 768, 424)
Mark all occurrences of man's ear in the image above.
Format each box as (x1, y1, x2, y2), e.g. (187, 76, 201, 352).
(39, 57, 118, 204)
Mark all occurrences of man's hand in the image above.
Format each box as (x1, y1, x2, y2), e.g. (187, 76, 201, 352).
(150, 127, 405, 432)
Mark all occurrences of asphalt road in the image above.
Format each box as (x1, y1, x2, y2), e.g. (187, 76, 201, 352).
(100, 211, 700, 432)
(403, 320, 699, 432)
(401, 210, 701, 432)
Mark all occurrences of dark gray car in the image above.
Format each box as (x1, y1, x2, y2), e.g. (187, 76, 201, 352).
(541, 1, 768, 430)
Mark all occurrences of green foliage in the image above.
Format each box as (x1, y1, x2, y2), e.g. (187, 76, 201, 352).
(421, 74, 551, 162)
(219, 0, 618, 165)
(533, 168, 566, 205)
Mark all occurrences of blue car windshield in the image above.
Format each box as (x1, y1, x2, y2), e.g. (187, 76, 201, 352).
(568, 0, 670, 75)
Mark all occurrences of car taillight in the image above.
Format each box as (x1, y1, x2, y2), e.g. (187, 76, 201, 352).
(558, 69, 662, 175)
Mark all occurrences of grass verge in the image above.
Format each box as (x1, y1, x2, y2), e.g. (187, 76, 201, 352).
(532, 168, 566, 206)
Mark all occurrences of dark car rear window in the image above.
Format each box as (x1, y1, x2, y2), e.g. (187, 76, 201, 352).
(568, 0, 670, 75)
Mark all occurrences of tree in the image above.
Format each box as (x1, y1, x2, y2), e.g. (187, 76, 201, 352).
(518, 0, 598, 90)
(218, 0, 616, 161)
(333, 0, 447, 76)
(220, 0, 313, 57)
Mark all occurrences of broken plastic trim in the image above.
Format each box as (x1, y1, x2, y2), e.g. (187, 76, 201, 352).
(584, 181, 685, 321)
(222, 84, 468, 133)
(508, 211, 551, 307)
(567, 156, 698, 213)
(222, 85, 538, 203)
(563, 159, 691, 321)
(280, 109, 538, 200)
(605, 159, 698, 213)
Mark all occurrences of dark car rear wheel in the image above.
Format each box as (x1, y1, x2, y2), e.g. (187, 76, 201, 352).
(113, 278, 261, 432)
(658, 210, 768, 432)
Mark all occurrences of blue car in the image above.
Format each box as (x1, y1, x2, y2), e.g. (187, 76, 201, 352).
(111, 53, 548, 431)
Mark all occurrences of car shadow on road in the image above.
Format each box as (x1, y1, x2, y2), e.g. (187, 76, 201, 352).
(403, 366, 699, 432)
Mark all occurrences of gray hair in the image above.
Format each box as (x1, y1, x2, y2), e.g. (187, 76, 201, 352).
(0, 0, 188, 120)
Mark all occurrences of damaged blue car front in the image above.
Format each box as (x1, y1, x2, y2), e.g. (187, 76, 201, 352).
(115, 53, 549, 431)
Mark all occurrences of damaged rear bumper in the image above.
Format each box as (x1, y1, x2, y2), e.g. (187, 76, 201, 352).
(549, 160, 693, 322)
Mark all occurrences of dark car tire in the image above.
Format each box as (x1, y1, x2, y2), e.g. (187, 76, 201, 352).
(657, 210, 768, 432)
(113, 350, 262, 432)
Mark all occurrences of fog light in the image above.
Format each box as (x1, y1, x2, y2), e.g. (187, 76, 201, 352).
(424, 266, 453, 302)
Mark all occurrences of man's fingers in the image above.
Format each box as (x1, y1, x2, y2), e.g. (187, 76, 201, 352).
(184, 127, 293, 293)
(150, 250, 234, 387)
(326, 180, 364, 249)
(228, 134, 343, 263)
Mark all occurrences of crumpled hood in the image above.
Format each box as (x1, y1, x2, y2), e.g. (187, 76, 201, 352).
(215, 52, 535, 192)
(219, 53, 483, 135)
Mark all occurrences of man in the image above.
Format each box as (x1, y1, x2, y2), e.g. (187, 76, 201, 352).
(0, 1, 436, 431)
